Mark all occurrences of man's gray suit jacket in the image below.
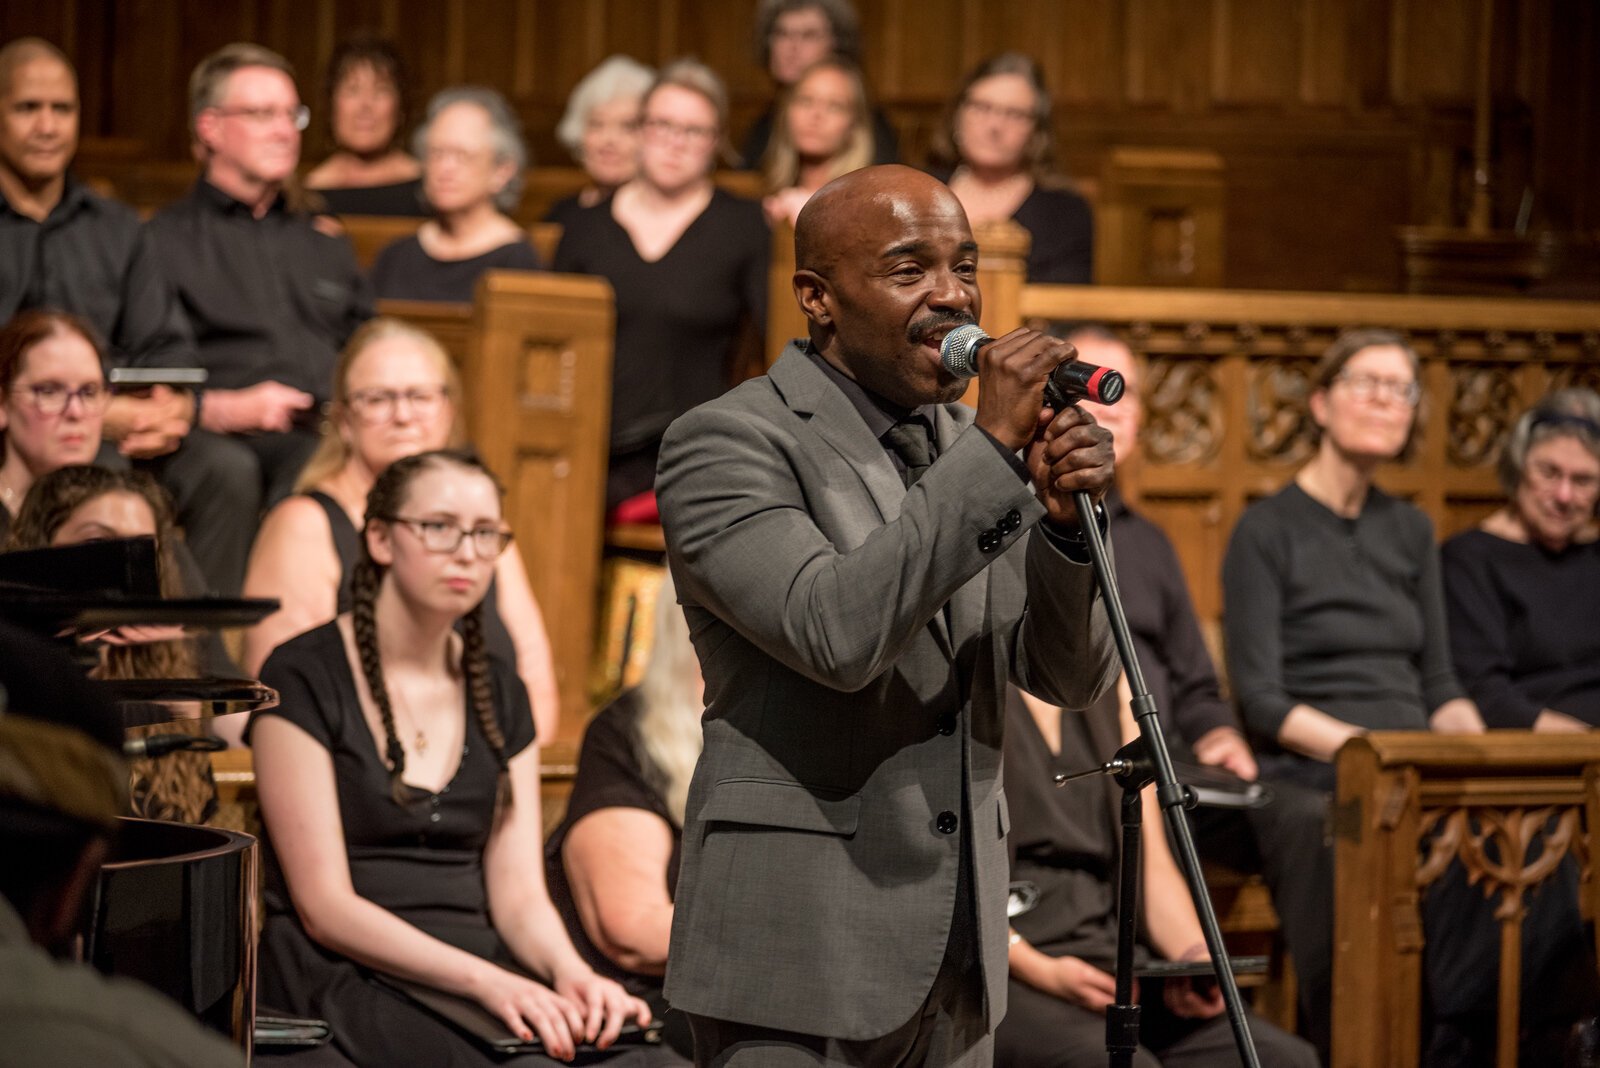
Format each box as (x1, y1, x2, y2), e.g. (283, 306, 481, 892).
(656, 342, 1118, 1041)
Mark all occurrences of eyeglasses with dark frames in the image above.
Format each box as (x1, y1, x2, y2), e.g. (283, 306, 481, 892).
(383, 515, 514, 557)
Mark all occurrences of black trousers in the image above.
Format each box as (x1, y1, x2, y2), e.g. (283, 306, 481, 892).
(1184, 780, 1334, 1065)
(144, 428, 319, 596)
(994, 977, 1318, 1068)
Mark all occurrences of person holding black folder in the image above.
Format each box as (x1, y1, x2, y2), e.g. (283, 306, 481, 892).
(249, 451, 663, 1066)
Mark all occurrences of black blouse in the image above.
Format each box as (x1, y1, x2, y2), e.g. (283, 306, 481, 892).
(251, 621, 536, 933)
(369, 234, 542, 303)
(317, 179, 428, 218)
(1441, 529, 1600, 727)
(552, 188, 768, 509)
(1003, 687, 1145, 970)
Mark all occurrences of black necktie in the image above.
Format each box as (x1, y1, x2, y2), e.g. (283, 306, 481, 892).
(883, 420, 933, 487)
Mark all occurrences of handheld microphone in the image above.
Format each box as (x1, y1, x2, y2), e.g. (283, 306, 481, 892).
(938, 323, 1125, 407)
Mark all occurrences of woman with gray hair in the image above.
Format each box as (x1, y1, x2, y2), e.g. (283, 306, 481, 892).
(546, 56, 656, 229)
(369, 86, 541, 302)
(1443, 387, 1600, 730)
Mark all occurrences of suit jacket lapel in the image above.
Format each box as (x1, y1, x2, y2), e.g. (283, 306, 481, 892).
(770, 348, 956, 660)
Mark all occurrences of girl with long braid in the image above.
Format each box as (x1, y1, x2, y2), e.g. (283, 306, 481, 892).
(250, 450, 660, 1066)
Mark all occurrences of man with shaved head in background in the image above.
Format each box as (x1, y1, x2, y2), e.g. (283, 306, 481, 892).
(0, 38, 203, 488)
(656, 164, 1118, 1066)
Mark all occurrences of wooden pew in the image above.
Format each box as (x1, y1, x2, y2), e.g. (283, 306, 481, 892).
(376, 268, 615, 763)
(1332, 733, 1600, 1068)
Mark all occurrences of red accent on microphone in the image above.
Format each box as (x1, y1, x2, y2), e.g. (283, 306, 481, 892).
(1085, 366, 1111, 404)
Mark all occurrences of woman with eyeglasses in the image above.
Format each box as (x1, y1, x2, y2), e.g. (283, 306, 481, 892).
(250, 450, 666, 1066)
(1443, 388, 1600, 730)
(760, 56, 875, 228)
(369, 87, 542, 304)
(0, 310, 110, 541)
(930, 52, 1093, 284)
(554, 59, 767, 520)
(242, 318, 559, 742)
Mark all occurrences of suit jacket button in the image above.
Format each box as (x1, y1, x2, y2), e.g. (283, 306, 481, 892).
(998, 509, 1022, 534)
(936, 811, 958, 835)
(937, 716, 957, 736)
(978, 530, 1001, 553)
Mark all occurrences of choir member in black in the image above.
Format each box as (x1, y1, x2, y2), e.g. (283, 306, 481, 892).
(998, 685, 1317, 1068)
(0, 310, 108, 541)
(1224, 330, 1594, 1065)
(553, 60, 768, 517)
(0, 41, 217, 547)
(241, 318, 559, 742)
(760, 57, 876, 228)
(145, 44, 373, 595)
(740, 0, 897, 168)
(1071, 324, 1336, 1059)
(305, 35, 425, 218)
(369, 88, 541, 303)
(546, 56, 655, 230)
(249, 450, 662, 1066)
(930, 53, 1093, 285)
(545, 574, 700, 1062)
(1443, 388, 1600, 729)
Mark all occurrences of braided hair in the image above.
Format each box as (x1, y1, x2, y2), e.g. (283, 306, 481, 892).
(350, 449, 512, 808)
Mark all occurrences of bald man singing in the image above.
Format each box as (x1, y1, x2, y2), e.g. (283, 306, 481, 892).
(656, 165, 1118, 1066)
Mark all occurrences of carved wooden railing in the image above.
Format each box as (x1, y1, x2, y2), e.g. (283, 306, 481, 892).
(1332, 733, 1600, 1068)
(1006, 284, 1600, 625)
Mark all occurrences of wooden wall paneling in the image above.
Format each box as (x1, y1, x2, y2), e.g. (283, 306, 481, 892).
(466, 271, 616, 745)
(1390, 0, 1481, 105)
(1297, 0, 1351, 107)
(1209, 0, 1302, 107)
(1123, 0, 1213, 112)
(1036, 0, 1125, 108)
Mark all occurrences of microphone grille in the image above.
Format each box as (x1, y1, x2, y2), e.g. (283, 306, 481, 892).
(939, 323, 989, 378)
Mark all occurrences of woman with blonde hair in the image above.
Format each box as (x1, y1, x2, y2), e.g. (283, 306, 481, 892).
(242, 317, 559, 740)
(760, 56, 874, 227)
(544, 572, 700, 1060)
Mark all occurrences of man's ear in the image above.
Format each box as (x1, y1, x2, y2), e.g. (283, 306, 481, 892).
(793, 269, 832, 326)
(193, 110, 220, 156)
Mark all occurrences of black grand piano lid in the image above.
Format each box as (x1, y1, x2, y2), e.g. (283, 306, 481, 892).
(0, 536, 279, 630)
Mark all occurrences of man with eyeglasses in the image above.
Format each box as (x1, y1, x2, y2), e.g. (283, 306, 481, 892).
(0, 40, 201, 473)
(740, 0, 899, 169)
(146, 42, 372, 595)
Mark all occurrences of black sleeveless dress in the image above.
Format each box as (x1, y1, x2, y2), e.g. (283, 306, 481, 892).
(305, 490, 518, 666)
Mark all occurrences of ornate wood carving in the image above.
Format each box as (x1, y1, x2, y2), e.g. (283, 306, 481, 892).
(1142, 357, 1223, 464)
(1247, 359, 1316, 463)
(1448, 363, 1520, 467)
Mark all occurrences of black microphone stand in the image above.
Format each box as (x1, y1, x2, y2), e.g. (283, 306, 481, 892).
(1063, 483, 1262, 1068)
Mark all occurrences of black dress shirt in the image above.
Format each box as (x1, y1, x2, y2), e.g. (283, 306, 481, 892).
(0, 177, 196, 369)
(144, 179, 372, 403)
(1106, 489, 1238, 756)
